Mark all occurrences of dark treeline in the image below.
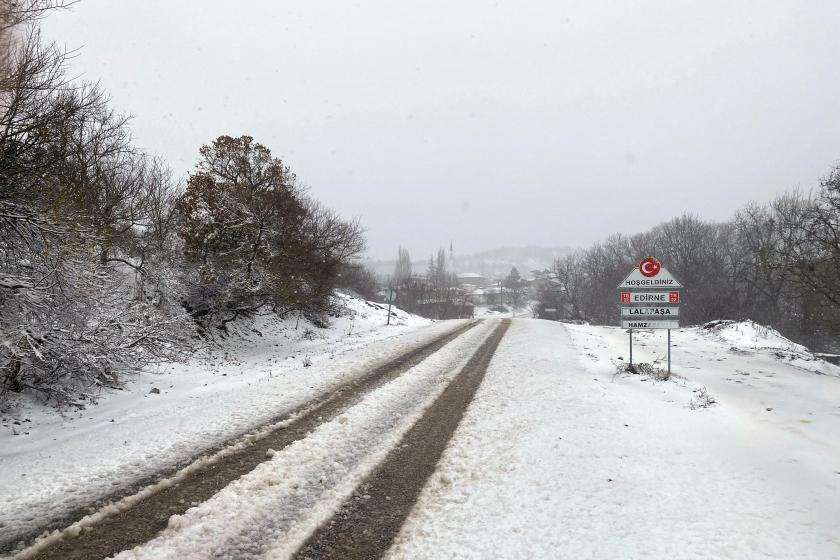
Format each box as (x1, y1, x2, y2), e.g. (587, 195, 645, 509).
(0, 2, 364, 404)
(539, 170, 840, 351)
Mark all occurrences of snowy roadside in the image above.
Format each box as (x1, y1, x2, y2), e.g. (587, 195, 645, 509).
(565, 321, 840, 496)
(108, 320, 501, 560)
(388, 319, 840, 559)
(0, 295, 445, 550)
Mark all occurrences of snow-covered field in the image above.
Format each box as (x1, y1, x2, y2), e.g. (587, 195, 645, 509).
(389, 319, 840, 559)
(0, 294, 440, 550)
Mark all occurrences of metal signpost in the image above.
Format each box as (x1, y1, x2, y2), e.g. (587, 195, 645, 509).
(385, 287, 396, 326)
(616, 257, 683, 373)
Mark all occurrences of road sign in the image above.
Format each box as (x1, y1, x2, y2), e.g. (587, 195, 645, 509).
(622, 320, 680, 329)
(616, 258, 683, 373)
(621, 307, 679, 317)
(617, 264, 682, 288)
(620, 291, 680, 303)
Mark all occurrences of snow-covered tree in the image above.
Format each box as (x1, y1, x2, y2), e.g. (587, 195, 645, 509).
(0, 3, 189, 404)
(176, 135, 366, 329)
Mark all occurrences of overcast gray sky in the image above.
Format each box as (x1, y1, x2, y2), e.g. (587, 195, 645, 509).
(42, 1, 840, 259)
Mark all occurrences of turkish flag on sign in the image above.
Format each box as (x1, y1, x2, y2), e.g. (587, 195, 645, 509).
(639, 257, 661, 278)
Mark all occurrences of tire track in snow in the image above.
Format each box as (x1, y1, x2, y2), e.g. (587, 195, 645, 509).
(291, 319, 511, 560)
(102, 319, 501, 560)
(9, 321, 478, 560)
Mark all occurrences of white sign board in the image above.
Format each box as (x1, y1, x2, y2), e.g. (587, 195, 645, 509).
(621, 307, 679, 317)
(617, 267, 682, 289)
(617, 258, 681, 371)
(622, 320, 680, 329)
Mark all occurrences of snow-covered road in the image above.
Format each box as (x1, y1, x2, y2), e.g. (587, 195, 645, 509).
(389, 319, 840, 559)
(0, 296, 442, 553)
(4, 315, 839, 559)
(106, 319, 502, 560)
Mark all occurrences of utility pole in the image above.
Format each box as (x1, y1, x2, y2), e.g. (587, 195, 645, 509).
(499, 280, 503, 308)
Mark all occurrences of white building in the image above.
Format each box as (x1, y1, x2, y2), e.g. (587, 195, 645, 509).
(457, 272, 489, 287)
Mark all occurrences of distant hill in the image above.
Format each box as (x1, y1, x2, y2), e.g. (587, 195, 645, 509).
(365, 245, 571, 280)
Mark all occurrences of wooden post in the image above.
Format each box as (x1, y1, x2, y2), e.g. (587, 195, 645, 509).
(667, 328, 671, 374)
(629, 329, 633, 366)
(386, 288, 394, 326)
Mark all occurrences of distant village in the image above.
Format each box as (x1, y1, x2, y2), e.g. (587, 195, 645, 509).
(371, 250, 568, 321)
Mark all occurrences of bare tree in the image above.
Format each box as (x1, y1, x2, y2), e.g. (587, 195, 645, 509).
(551, 254, 585, 319)
(301, 200, 366, 312)
(783, 169, 840, 333)
(393, 247, 412, 286)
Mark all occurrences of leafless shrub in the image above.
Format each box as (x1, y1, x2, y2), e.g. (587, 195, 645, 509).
(689, 386, 717, 409)
(615, 361, 671, 381)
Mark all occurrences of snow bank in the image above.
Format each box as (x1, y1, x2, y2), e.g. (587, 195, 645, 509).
(702, 319, 808, 352)
(701, 319, 840, 376)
